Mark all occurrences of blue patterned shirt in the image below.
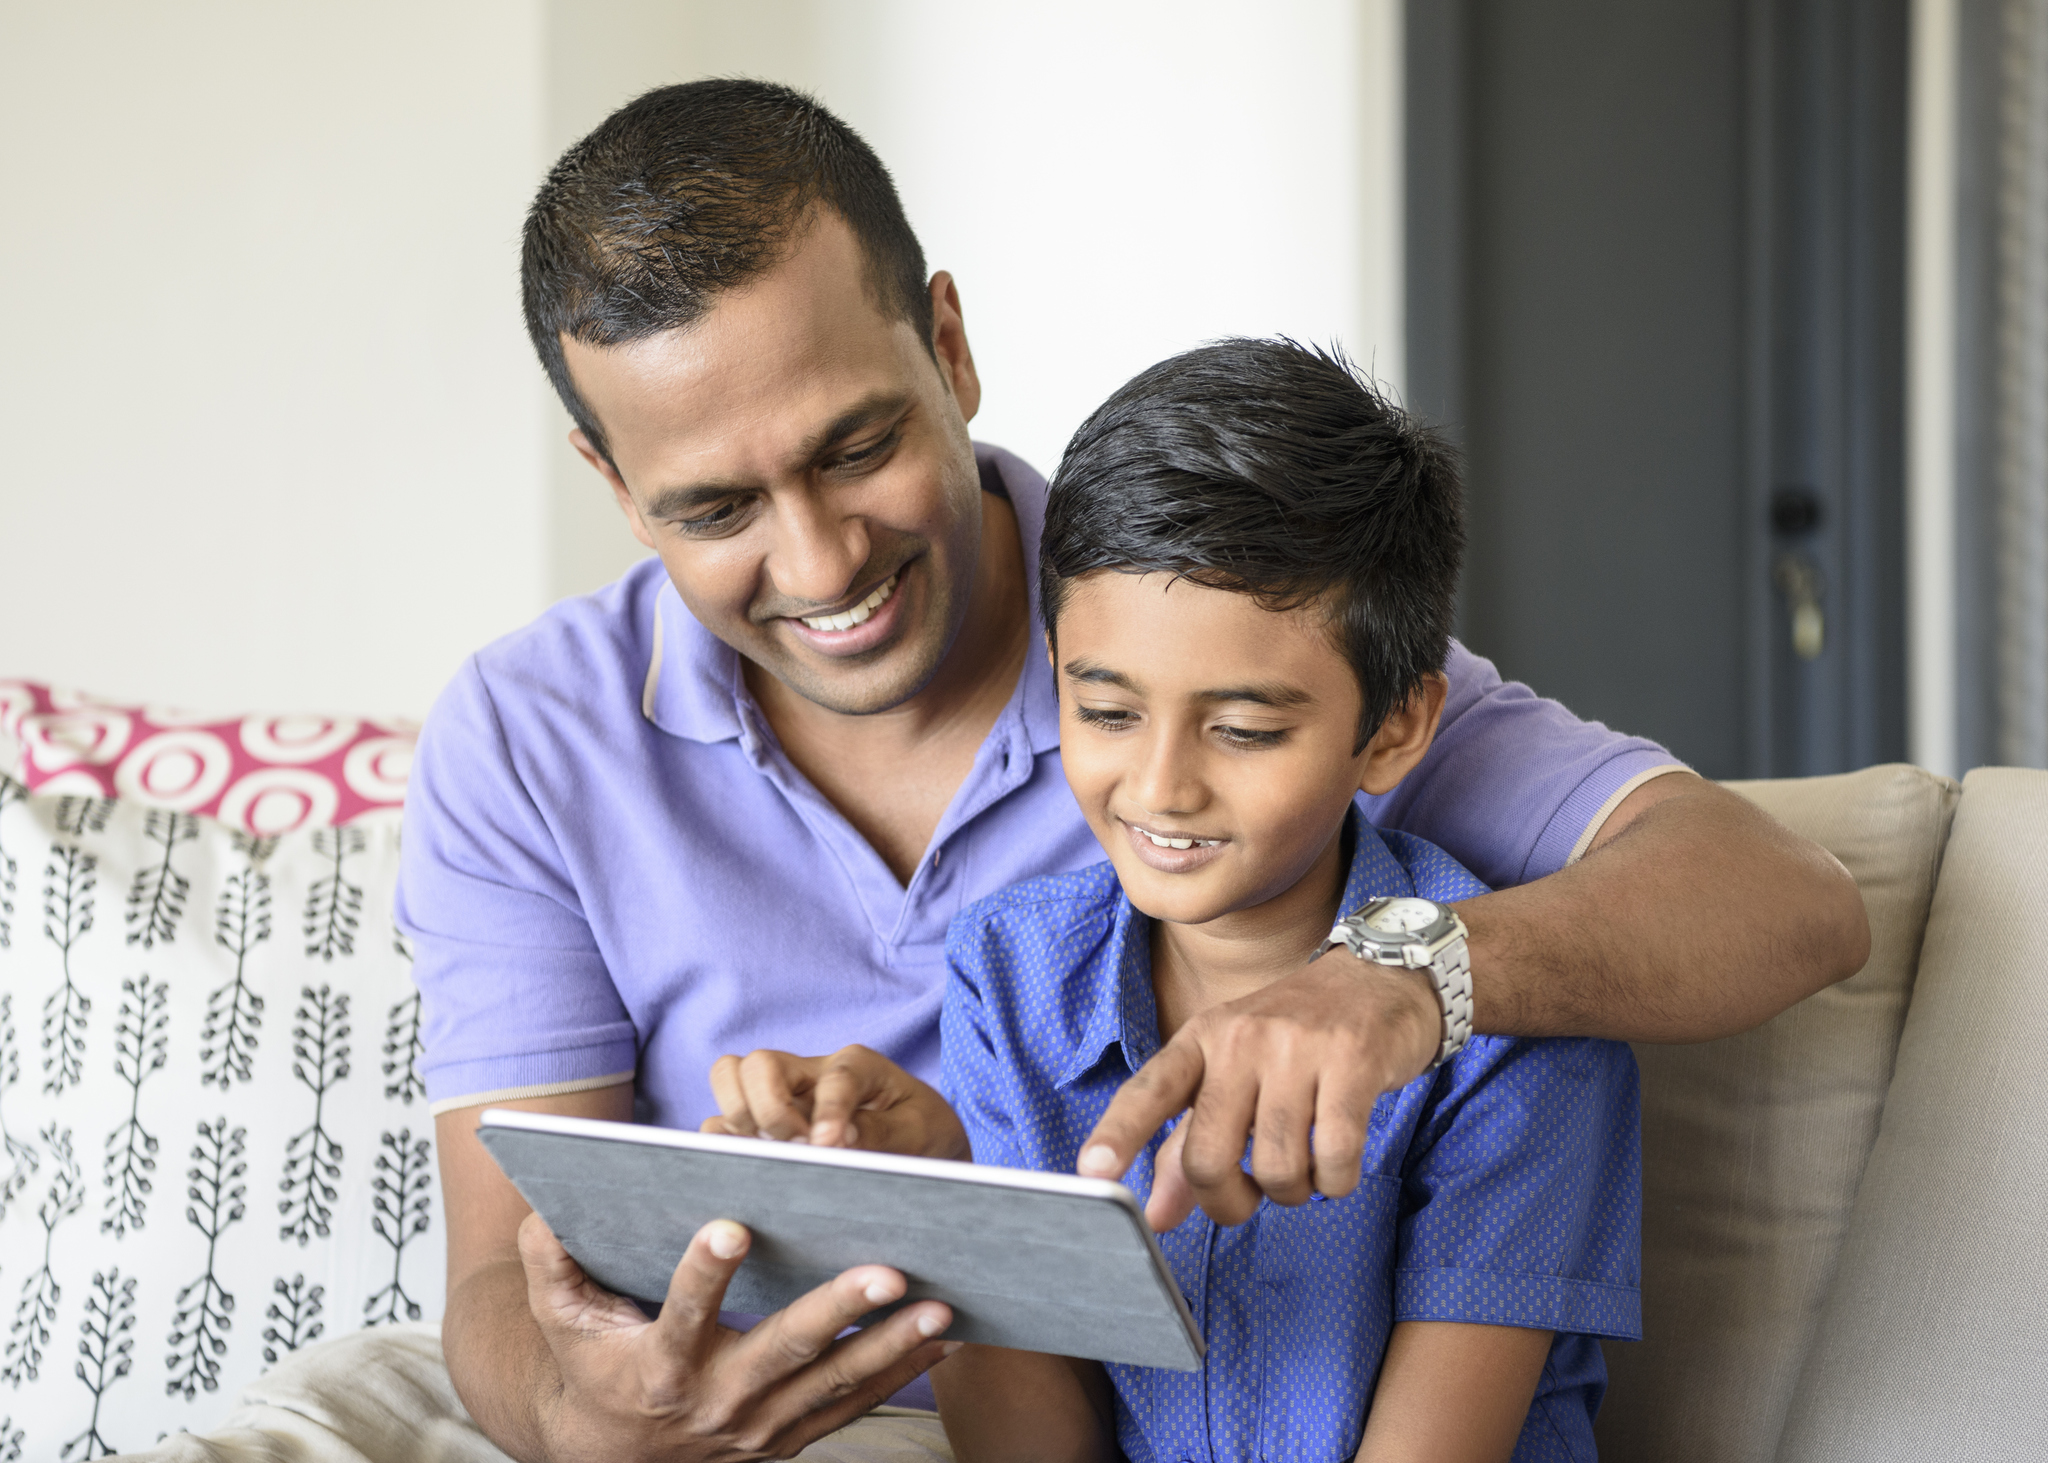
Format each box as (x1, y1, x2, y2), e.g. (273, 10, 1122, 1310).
(942, 817, 1642, 1463)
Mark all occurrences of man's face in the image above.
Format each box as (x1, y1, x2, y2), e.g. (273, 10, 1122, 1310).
(564, 213, 984, 716)
(1053, 572, 1380, 927)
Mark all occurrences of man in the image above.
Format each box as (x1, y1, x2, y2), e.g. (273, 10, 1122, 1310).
(399, 80, 1867, 1462)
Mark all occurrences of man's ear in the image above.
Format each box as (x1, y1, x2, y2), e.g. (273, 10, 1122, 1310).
(928, 271, 982, 424)
(1358, 672, 1449, 796)
(570, 428, 656, 552)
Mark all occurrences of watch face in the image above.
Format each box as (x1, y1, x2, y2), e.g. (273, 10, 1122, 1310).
(1364, 898, 1441, 936)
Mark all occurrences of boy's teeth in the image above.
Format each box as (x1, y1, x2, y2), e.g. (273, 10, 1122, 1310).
(801, 574, 898, 632)
(1142, 830, 1213, 850)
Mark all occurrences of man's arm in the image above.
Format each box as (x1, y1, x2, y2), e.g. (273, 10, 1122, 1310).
(1080, 772, 1869, 1225)
(1353, 1323, 1553, 1463)
(1467, 769, 1867, 1040)
(437, 1087, 957, 1463)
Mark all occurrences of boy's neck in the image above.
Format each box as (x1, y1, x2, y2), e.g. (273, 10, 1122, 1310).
(1148, 821, 1351, 1041)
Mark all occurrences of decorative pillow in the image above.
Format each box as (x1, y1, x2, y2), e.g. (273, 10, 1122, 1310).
(0, 683, 414, 838)
(0, 778, 443, 1457)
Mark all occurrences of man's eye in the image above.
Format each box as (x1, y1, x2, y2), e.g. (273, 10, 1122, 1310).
(1216, 725, 1287, 749)
(833, 427, 902, 471)
(675, 500, 750, 536)
(1073, 705, 1136, 729)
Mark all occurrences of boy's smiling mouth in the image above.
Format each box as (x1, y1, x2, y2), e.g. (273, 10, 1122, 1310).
(1121, 818, 1229, 874)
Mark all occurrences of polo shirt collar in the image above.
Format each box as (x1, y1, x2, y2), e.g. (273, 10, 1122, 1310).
(640, 441, 1060, 752)
(1053, 810, 1420, 1089)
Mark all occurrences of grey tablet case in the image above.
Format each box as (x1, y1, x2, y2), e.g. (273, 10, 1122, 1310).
(478, 1109, 1204, 1371)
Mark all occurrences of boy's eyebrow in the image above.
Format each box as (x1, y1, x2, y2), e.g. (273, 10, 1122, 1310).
(1061, 659, 1315, 710)
(1062, 659, 1141, 693)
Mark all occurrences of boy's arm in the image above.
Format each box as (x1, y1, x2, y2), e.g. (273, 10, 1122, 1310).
(932, 1346, 1121, 1463)
(1354, 1322, 1553, 1463)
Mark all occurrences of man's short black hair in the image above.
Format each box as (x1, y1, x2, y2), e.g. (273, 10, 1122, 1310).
(522, 78, 933, 461)
(1041, 338, 1464, 750)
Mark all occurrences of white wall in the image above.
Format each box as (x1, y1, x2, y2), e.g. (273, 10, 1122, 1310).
(0, 1, 549, 719)
(0, 1, 1404, 719)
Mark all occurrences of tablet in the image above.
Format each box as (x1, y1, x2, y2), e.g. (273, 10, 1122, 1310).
(478, 1109, 1204, 1371)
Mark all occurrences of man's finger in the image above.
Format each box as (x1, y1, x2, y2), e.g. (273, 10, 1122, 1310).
(518, 1210, 648, 1335)
(647, 1217, 751, 1359)
(1143, 1115, 1197, 1232)
(755, 1319, 960, 1456)
(1178, 1063, 1264, 1226)
(1248, 1069, 1319, 1207)
(737, 1049, 814, 1142)
(809, 1045, 885, 1148)
(1309, 1071, 1375, 1201)
(730, 1263, 925, 1393)
(1079, 1039, 1206, 1180)
(708, 1054, 757, 1136)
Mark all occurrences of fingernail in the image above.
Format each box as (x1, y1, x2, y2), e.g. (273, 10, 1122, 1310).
(915, 1310, 949, 1338)
(865, 1278, 896, 1305)
(1079, 1144, 1118, 1174)
(706, 1220, 747, 1259)
(940, 1340, 965, 1356)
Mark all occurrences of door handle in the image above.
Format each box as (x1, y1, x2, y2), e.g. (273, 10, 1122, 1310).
(1772, 554, 1825, 660)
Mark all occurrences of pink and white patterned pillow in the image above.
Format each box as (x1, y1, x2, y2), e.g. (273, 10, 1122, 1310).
(0, 682, 413, 836)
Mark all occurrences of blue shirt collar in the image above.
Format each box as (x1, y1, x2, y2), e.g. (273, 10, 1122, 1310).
(1053, 810, 1422, 1089)
(642, 442, 1059, 756)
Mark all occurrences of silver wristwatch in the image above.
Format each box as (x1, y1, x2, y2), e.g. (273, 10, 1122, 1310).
(1326, 897, 1474, 1070)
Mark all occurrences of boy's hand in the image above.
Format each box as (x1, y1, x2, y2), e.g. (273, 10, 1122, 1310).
(1078, 949, 1442, 1229)
(704, 1044, 970, 1160)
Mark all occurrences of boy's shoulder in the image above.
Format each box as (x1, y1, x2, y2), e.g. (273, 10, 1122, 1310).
(1371, 822, 1492, 901)
(952, 859, 1125, 942)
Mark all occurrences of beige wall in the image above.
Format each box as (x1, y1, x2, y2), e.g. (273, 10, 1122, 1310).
(0, 0, 1402, 719)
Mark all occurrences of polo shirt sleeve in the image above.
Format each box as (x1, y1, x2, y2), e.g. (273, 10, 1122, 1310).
(1361, 641, 1690, 889)
(394, 658, 638, 1113)
(1393, 1035, 1642, 1341)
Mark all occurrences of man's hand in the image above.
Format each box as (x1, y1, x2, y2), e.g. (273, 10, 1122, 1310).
(518, 1210, 957, 1461)
(704, 1044, 969, 1159)
(1078, 952, 1440, 1230)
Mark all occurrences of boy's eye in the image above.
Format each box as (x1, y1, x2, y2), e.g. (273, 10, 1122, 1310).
(1215, 724, 1287, 749)
(1073, 704, 1136, 730)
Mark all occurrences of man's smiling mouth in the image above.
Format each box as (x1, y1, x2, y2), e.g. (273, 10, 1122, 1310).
(1126, 821, 1225, 851)
(798, 573, 899, 632)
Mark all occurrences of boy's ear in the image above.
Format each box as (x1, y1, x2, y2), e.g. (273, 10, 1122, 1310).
(1358, 673, 1449, 796)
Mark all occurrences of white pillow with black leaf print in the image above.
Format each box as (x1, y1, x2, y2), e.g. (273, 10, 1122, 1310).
(0, 778, 441, 1458)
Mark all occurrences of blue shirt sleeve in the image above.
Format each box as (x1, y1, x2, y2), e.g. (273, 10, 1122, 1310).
(1394, 1035, 1643, 1340)
(1363, 642, 1688, 888)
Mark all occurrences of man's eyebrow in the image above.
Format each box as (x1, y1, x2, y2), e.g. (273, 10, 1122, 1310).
(641, 391, 913, 520)
(1061, 660, 1315, 710)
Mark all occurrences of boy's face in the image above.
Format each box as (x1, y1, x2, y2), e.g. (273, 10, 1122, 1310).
(1054, 572, 1443, 928)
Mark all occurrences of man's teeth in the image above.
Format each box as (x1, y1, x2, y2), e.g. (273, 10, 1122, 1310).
(800, 574, 898, 632)
(1141, 829, 1220, 850)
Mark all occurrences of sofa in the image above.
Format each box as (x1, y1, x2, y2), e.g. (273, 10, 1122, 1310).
(0, 680, 2041, 1458)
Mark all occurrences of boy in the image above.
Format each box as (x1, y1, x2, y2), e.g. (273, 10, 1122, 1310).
(933, 339, 1641, 1462)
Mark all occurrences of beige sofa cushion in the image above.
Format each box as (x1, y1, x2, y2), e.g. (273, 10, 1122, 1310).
(1776, 767, 2048, 1462)
(1597, 764, 1959, 1463)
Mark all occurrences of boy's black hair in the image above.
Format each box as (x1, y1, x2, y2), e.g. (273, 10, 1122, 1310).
(1040, 338, 1464, 751)
(522, 79, 933, 463)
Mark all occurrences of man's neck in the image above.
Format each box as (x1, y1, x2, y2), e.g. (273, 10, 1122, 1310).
(1150, 825, 1350, 1040)
(745, 490, 1031, 884)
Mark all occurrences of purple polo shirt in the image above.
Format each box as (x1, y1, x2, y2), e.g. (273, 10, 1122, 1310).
(396, 444, 1683, 1121)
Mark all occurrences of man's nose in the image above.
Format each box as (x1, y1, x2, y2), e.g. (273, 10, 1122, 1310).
(768, 491, 871, 607)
